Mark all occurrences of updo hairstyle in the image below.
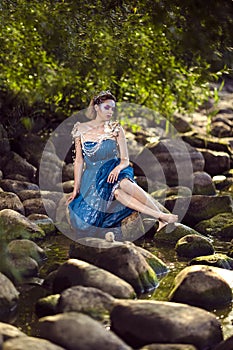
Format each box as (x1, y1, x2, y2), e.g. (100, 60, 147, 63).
(86, 90, 116, 119)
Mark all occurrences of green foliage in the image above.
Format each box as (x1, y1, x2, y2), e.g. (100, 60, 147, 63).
(0, 0, 232, 126)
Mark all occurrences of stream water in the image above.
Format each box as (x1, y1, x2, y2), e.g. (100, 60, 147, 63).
(12, 233, 233, 341)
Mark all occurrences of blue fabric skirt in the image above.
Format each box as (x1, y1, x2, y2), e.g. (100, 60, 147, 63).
(68, 139, 135, 239)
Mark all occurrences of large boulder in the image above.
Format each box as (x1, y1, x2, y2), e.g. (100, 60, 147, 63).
(0, 322, 25, 341)
(0, 151, 36, 182)
(154, 223, 201, 246)
(57, 285, 116, 321)
(0, 209, 45, 241)
(39, 312, 132, 350)
(53, 259, 136, 299)
(192, 171, 216, 195)
(2, 336, 66, 350)
(110, 300, 222, 349)
(22, 198, 56, 217)
(175, 234, 215, 259)
(200, 149, 231, 176)
(0, 192, 24, 215)
(0, 180, 39, 194)
(168, 265, 232, 309)
(69, 238, 165, 293)
(6, 239, 47, 264)
(0, 273, 19, 322)
(194, 213, 233, 239)
(165, 195, 233, 227)
(134, 138, 204, 187)
(190, 253, 233, 270)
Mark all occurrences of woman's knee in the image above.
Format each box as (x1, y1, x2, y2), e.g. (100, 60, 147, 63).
(114, 188, 121, 200)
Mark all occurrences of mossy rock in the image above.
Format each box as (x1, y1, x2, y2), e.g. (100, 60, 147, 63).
(151, 186, 192, 200)
(175, 234, 215, 259)
(154, 223, 202, 246)
(36, 294, 60, 318)
(190, 253, 233, 270)
(0, 209, 45, 241)
(194, 212, 233, 238)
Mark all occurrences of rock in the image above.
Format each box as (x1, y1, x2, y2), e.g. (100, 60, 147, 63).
(35, 294, 60, 318)
(69, 238, 163, 293)
(22, 197, 56, 217)
(121, 211, 145, 242)
(165, 195, 233, 227)
(110, 299, 222, 349)
(6, 239, 47, 264)
(154, 223, 201, 246)
(0, 209, 45, 241)
(0, 321, 25, 341)
(190, 253, 233, 270)
(210, 113, 233, 138)
(0, 124, 10, 155)
(3, 255, 39, 281)
(62, 180, 74, 193)
(151, 186, 192, 200)
(213, 335, 233, 350)
(0, 192, 25, 215)
(192, 171, 216, 195)
(2, 336, 66, 350)
(62, 163, 74, 182)
(0, 179, 39, 194)
(175, 234, 215, 259)
(139, 344, 197, 350)
(194, 213, 233, 239)
(0, 273, 19, 321)
(38, 151, 65, 191)
(200, 149, 231, 176)
(171, 115, 192, 133)
(212, 175, 232, 191)
(28, 214, 56, 235)
(168, 265, 232, 309)
(0, 151, 36, 182)
(182, 132, 232, 155)
(134, 139, 204, 187)
(57, 285, 116, 321)
(53, 259, 136, 299)
(39, 312, 132, 350)
(17, 190, 41, 201)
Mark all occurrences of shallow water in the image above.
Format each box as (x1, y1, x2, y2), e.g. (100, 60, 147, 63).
(13, 233, 233, 340)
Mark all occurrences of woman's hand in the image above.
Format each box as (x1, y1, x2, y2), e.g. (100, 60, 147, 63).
(66, 188, 80, 205)
(107, 165, 122, 183)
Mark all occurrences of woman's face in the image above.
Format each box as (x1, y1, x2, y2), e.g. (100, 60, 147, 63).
(96, 99, 116, 122)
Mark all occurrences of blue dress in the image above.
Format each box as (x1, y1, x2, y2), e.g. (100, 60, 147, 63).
(68, 136, 135, 240)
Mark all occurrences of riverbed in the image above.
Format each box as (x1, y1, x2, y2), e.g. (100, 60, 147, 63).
(13, 232, 233, 340)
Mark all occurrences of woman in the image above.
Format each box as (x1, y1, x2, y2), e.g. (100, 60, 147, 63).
(67, 90, 178, 240)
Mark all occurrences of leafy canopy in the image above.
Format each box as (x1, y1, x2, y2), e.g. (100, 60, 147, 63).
(0, 0, 232, 125)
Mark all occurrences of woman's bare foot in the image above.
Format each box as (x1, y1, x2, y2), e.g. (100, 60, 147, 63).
(157, 213, 178, 232)
(159, 212, 178, 224)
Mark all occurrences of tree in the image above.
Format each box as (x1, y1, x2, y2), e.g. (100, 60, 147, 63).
(0, 0, 232, 129)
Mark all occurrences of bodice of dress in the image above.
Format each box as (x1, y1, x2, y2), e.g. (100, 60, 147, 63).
(84, 139, 118, 167)
(72, 120, 120, 164)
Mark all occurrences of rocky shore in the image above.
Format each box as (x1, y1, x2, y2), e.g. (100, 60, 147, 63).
(0, 80, 233, 349)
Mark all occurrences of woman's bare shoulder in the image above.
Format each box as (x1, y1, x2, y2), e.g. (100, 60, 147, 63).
(72, 121, 92, 136)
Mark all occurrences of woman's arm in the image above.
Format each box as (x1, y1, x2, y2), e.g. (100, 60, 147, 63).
(107, 125, 130, 183)
(67, 137, 84, 203)
(117, 125, 130, 169)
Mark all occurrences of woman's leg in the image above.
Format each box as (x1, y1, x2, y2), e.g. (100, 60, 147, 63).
(116, 179, 178, 229)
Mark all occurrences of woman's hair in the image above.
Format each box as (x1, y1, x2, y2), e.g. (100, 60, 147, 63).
(86, 90, 116, 119)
